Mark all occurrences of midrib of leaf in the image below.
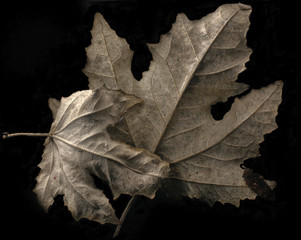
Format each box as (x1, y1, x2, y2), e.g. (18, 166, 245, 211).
(99, 16, 118, 87)
(149, 65, 168, 124)
(195, 62, 241, 76)
(151, 8, 241, 153)
(181, 16, 197, 63)
(53, 104, 115, 135)
(51, 135, 163, 178)
(169, 175, 247, 187)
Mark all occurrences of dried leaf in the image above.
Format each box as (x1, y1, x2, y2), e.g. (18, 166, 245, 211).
(83, 3, 283, 206)
(34, 86, 169, 224)
(163, 82, 282, 205)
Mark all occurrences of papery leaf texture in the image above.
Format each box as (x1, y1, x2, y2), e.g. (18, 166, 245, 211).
(82, 2, 282, 207)
(34, 2, 283, 227)
(34, 87, 169, 224)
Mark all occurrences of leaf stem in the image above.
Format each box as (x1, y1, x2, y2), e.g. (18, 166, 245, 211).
(2, 132, 49, 139)
(113, 196, 137, 238)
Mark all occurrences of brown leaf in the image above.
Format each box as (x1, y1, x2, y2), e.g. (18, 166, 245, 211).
(64, 2, 283, 212)
(34, 86, 169, 224)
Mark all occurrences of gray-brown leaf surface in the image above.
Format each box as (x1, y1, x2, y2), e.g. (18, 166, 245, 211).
(83, 3, 283, 206)
(34, 87, 169, 224)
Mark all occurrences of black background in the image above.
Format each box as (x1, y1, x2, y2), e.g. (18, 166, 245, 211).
(0, 0, 299, 239)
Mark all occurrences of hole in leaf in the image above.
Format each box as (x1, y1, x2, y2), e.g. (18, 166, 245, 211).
(210, 97, 235, 121)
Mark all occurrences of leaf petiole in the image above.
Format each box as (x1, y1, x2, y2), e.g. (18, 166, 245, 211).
(2, 132, 49, 139)
(113, 196, 137, 238)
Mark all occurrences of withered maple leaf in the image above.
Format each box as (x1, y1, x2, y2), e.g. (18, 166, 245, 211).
(29, 2, 283, 228)
(33, 87, 169, 224)
(83, 2, 282, 207)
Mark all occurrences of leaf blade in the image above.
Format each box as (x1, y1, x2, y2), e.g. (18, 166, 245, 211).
(163, 82, 282, 206)
(81, 3, 283, 208)
(34, 86, 169, 224)
(158, 81, 282, 163)
(124, 4, 252, 152)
